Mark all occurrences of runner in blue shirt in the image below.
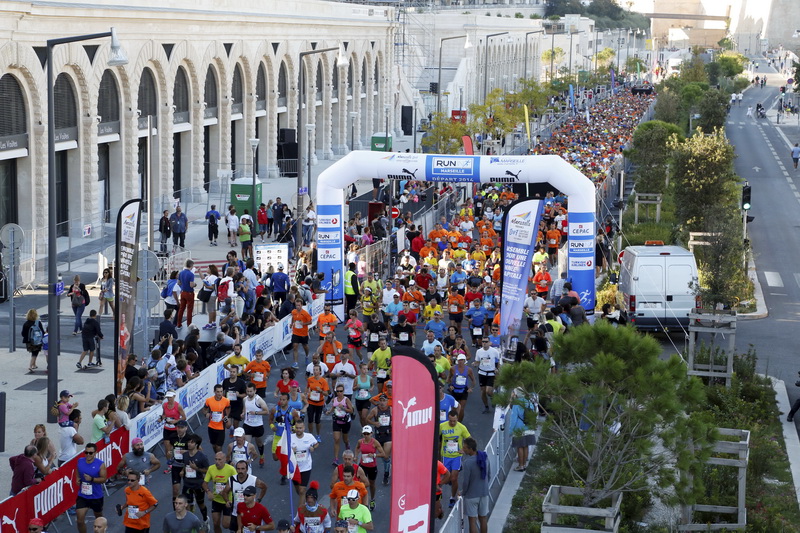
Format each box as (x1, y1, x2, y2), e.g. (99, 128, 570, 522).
(424, 312, 447, 340)
(465, 299, 489, 346)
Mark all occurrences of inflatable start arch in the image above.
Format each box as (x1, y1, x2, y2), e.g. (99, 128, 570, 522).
(315, 151, 596, 318)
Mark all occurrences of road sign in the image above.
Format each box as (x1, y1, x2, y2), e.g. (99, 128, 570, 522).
(298, 187, 308, 196)
(391, 206, 400, 219)
(0, 223, 24, 249)
(55, 281, 65, 296)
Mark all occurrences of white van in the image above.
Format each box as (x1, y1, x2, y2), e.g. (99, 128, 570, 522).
(617, 244, 699, 330)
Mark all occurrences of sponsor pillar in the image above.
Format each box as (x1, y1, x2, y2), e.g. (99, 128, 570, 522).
(316, 204, 345, 321)
(568, 212, 596, 312)
(115, 199, 142, 395)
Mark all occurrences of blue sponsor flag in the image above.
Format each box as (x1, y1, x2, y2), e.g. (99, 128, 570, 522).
(610, 68, 616, 95)
(569, 84, 575, 111)
(499, 199, 544, 343)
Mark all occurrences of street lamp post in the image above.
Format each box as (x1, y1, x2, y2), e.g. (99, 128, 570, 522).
(483, 32, 509, 101)
(349, 111, 358, 151)
(249, 137, 259, 220)
(568, 30, 586, 79)
(523, 30, 545, 79)
(437, 34, 470, 116)
(46, 28, 127, 421)
(616, 28, 623, 73)
(412, 97, 420, 153)
(297, 46, 339, 250)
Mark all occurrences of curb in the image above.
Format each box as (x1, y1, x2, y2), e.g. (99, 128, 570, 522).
(772, 377, 800, 508)
(738, 256, 768, 320)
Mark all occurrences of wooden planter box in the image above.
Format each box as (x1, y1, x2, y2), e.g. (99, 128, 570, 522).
(541, 485, 622, 532)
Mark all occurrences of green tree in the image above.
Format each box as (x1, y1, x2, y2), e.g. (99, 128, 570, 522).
(705, 61, 721, 85)
(594, 47, 616, 70)
(693, 205, 750, 308)
(696, 89, 729, 132)
(625, 56, 646, 75)
(681, 54, 709, 83)
(624, 120, 683, 193)
(586, 0, 624, 20)
(542, 47, 566, 79)
(495, 322, 714, 508)
(545, 0, 584, 17)
(717, 53, 745, 78)
(508, 78, 554, 120)
(466, 88, 518, 146)
(669, 129, 739, 232)
(653, 89, 683, 126)
(420, 112, 468, 154)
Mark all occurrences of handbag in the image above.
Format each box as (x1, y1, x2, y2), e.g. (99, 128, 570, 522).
(197, 287, 212, 303)
(71, 291, 85, 306)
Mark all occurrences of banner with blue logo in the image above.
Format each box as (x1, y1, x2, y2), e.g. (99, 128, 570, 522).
(499, 199, 544, 340)
(316, 203, 344, 320)
(567, 211, 596, 312)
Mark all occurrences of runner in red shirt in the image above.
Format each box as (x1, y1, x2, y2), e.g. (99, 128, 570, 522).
(235, 486, 274, 532)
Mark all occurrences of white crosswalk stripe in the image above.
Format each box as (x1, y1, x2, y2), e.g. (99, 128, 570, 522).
(764, 271, 784, 287)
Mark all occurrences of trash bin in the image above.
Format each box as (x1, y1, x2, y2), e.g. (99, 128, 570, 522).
(371, 132, 393, 152)
(230, 178, 262, 218)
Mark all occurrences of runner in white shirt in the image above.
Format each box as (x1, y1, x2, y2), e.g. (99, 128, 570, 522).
(458, 218, 475, 233)
(291, 421, 320, 501)
(474, 338, 501, 413)
(227, 428, 259, 474)
(331, 350, 359, 397)
(242, 383, 270, 467)
(523, 290, 547, 345)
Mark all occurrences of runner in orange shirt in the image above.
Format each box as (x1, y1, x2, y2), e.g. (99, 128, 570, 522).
(291, 299, 313, 368)
(447, 287, 466, 328)
(204, 384, 231, 453)
(329, 465, 368, 517)
(244, 349, 271, 398)
(317, 331, 343, 369)
(533, 264, 551, 298)
(119, 472, 158, 531)
(317, 302, 338, 341)
(545, 223, 562, 268)
(305, 364, 330, 442)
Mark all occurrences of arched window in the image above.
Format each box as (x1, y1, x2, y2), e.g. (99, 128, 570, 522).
(232, 64, 244, 114)
(0, 74, 27, 140)
(55, 73, 78, 136)
(173, 67, 190, 124)
(316, 61, 323, 100)
(374, 61, 379, 91)
(347, 60, 354, 96)
(205, 66, 218, 119)
(277, 62, 288, 107)
(138, 68, 157, 130)
(361, 59, 367, 93)
(256, 64, 267, 111)
(332, 59, 339, 94)
(98, 70, 120, 132)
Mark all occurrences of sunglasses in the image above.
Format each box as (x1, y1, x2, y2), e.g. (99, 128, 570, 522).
(336, 390, 344, 393)
(84, 451, 95, 455)
(347, 497, 360, 501)
(127, 479, 138, 483)
(29, 529, 42, 532)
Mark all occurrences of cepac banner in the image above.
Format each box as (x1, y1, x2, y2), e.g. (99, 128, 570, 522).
(115, 198, 142, 394)
(390, 346, 438, 533)
(316, 203, 345, 320)
(0, 428, 129, 532)
(568, 211, 596, 312)
(499, 199, 544, 340)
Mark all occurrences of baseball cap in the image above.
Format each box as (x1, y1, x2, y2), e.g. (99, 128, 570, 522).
(364, 287, 372, 292)
(176, 420, 189, 428)
(386, 380, 393, 386)
(132, 438, 143, 445)
(233, 428, 246, 437)
(60, 390, 72, 398)
(409, 280, 416, 286)
(289, 380, 300, 388)
(434, 310, 442, 315)
(346, 489, 360, 500)
(243, 485, 258, 496)
(277, 263, 284, 270)
(362, 425, 373, 434)
(29, 518, 45, 527)
(457, 354, 467, 361)
(165, 390, 177, 398)
(277, 519, 291, 530)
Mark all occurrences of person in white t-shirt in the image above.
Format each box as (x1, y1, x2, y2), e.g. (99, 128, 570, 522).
(59, 410, 85, 465)
(459, 218, 475, 233)
(523, 290, 547, 345)
(382, 283, 400, 308)
(474, 339, 501, 414)
(291, 420, 320, 501)
(302, 206, 317, 247)
(331, 350, 359, 397)
(226, 208, 240, 247)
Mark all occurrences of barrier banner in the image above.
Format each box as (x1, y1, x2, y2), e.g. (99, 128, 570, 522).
(0, 428, 129, 531)
(499, 199, 544, 340)
(115, 199, 143, 395)
(316, 204, 345, 320)
(390, 346, 438, 533)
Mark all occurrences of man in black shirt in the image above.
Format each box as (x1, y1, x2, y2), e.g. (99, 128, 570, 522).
(392, 315, 415, 347)
(365, 313, 388, 357)
(78, 310, 104, 369)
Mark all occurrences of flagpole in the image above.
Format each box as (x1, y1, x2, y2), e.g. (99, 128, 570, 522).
(286, 417, 294, 514)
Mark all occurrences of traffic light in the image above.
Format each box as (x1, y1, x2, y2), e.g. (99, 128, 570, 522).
(742, 184, 752, 210)
(429, 82, 439, 94)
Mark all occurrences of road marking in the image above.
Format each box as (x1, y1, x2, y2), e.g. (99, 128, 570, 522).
(777, 127, 794, 148)
(764, 271, 784, 287)
(770, 293, 788, 296)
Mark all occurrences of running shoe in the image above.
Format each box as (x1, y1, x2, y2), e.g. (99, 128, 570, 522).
(332, 458, 339, 466)
(369, 500, 375, 511)
(315, 435, 322, 444)
(259, 457, 265, 468)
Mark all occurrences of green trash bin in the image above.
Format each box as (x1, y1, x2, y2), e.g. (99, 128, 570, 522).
(371, 132, 393, 152)
(230, 178, 262, 219)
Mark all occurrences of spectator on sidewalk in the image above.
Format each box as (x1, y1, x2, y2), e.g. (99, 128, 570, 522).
(9, 445, 39, 495)
(206, 204, 221, 246)
(158, 210, 171, 254)
(22, 308, 45, 373)
(169, 206, 188, 251)
(77, 310, 104, 369)
(257, 202, 269, 242)
(226, 207, 240, 247)
(68, 275, 89, 336)
(176, 259, 196, 329)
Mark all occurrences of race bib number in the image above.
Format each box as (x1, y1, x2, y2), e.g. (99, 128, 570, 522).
(335, 407, 346, 418)
(227, 391, 238, 401)
(127, 506, 139, 520)
(323, 325, 331, 333)
(174, 449, 183, 460)
(211, 412, 223, 423)
(295, 320, 304, 329)
(379, 415, 390, 427)
(455, 375, 467, 387)
(310, 391, 321, 402)
(399, 333, 409, 341)
(215, 482, 226, 494)
(370, 333, 379, 342)
(326, 353, 336, 364)
(348, 328, 357, 336)
(233, 451, 247, 463)
(410, 302, 419, 309)
(450, 305, 458, 313)
(246, 413, 260, 425)
(295, 450, 308, 462)
(356, 389, 370, 400)
(185, 466, 196, 478)
(445, 440, 459, 454)
(473, 327, 482, 336)
(243, 528, 254, 533)
(253, 372, 264, 382)
(140, 474, 146, 486)
(81, 482, 93, 496)
(484, 302, 492, 310)
(440, 410, 447, 422)
(377, 369, 388, 379)
(235, 490, 245, 504)
(362, 454, 375, 464)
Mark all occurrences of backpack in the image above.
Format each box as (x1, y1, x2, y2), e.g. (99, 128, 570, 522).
(161, 279, 176, 299)
(217, 278, 230, 302)
(28, 320, 43, 346)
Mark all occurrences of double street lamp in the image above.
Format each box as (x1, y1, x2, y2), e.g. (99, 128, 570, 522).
(568, 30, 586, 79)
(483, 32, 509, 101)
(46, 28, 128, 421)
(523, 30, 545, 79)
(436, 34, 471, 116)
